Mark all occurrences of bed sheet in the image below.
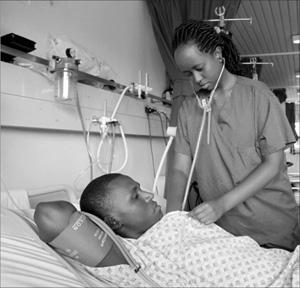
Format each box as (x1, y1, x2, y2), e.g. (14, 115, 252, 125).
(87, 211, 300, 287)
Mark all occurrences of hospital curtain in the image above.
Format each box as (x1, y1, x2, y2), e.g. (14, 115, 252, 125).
(286, 102, 299, 141)
(146, 0, 241, 126)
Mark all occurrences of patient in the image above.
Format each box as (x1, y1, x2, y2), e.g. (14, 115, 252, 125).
(79, 173, 163, 238)
(35, 174, 299, 287)
(34, 173, 163, 267)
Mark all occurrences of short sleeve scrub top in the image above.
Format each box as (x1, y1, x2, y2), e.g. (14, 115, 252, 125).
(174, 76, 299, 251)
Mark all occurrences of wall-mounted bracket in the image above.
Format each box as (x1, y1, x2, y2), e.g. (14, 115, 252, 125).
(1, 44, 172, 106)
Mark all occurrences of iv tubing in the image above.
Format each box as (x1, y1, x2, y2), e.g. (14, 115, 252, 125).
(152, 136, 175, 195)
(84, 212, 161, 287)
(108, 125, 116, 173)
(111, 85, 131, 120)
(75, 88, 94, 181)
(96, 121, 128, 173)
(181, 61, 225, 210)
(95, 85, 130, 173)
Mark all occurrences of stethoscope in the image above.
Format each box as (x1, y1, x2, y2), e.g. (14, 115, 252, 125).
(181, 58, 225, 210)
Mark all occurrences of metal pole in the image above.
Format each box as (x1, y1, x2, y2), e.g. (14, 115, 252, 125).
(240, 51, 300, 57)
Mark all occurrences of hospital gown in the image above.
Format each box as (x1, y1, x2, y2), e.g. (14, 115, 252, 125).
(174, 76, 299, 250)
(87, 211, 300, 287)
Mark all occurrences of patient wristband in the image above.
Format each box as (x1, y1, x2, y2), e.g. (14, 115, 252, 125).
(49, 211, 113, 267)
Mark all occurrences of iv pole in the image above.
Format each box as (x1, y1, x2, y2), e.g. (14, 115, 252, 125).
(241, 57, 274, 80)
(204, 6, 252, 29)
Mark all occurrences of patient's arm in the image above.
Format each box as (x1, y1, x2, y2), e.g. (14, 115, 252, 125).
(34, 201, 76, 243)
(34, 201, 128, 267)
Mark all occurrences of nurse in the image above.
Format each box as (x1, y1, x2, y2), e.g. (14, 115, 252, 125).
(166, 19, 299, 251)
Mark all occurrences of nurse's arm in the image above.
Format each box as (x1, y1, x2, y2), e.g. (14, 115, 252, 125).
(165, 152, 192, 212)
(221, 149, 285, 212)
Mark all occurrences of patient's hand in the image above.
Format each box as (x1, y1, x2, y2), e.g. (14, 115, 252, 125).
(188, 198, 225, 225)
(34, 201, 77, 243)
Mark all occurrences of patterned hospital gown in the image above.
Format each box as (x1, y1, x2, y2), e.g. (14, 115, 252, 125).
(174, 76, 299, 250)
(87, 212, 299, 287)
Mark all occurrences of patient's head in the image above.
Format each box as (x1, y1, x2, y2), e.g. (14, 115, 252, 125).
(80, 173, 163, 238)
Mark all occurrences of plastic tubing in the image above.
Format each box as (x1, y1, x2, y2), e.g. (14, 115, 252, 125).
(108, 125, 116, 173)
(96, 85, 130, 173)
(111, 85, 131, 120)
(116, 125, 128, 172)
(96, 124, 128, 173)
(152, 136, 175, 195)
(75, 89, 94, 181)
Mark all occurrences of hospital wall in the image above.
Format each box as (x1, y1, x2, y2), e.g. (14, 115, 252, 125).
(0, 1, 169, 196)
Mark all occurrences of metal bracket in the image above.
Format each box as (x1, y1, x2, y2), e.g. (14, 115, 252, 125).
(240, 57, 274, 80)
(204, 6, 252, 28)
(241, 57, 274, 67)
(1, 44, 171, 105)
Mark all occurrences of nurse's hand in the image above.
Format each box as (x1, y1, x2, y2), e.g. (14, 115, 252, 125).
(187, 198, 225, 225)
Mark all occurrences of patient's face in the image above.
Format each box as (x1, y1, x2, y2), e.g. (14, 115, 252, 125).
(108, 175, 163, 237)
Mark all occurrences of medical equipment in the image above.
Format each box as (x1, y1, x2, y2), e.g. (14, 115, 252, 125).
(76, 80, 130, 178)
(182, 60, 225, 210)
(204, 6, 252, 32)
(152, 127, 176, 196)
(241, 57, 274, 80)
(33, 201, 160, 286)
(96, 119, 128, 173)
(51, 55, 80, 101)
(48, 210, 113, 267)
(93, 72, 152, 173)
(150, 127, 176, 213)
(132, 70, 152, 99)
(50, 53, 96, 180)
(93, 86, 130, 173)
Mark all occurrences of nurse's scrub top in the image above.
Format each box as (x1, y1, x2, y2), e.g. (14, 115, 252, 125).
(174, 75, 299, 251)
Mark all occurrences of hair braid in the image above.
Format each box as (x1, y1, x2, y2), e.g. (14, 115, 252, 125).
(172, 19, 241, 75)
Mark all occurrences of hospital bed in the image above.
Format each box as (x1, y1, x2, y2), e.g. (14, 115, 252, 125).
(1, 186, 99, 287)
(1, 184, 165, 287)
(1, 183, 299, 287)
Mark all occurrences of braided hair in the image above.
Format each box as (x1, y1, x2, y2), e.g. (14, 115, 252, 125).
(172, 19, 242, 75)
